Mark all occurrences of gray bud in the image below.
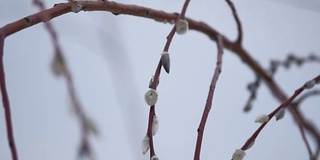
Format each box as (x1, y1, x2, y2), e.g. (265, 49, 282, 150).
(161, 52, 170, 73)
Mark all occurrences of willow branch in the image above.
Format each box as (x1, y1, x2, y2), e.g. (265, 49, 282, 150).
(146, 61, 162, 158)
(194, 34, 224, 160)
(241, 75, 320, 158)
(0, 0, 318, 158)
(163, 0, 190, 51)
(0, 34, 18, 160)
(295, 90, 320, 105)
(145, 0, 192, 157)
(225, 0, 242, 44)
(241, 87, 304, 150)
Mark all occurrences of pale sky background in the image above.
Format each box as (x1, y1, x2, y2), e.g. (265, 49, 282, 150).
(0, 0, 320, 160)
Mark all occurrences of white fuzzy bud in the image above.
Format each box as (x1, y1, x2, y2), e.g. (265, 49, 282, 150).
(275, 108, 285, 121)
(175, 19, 189, 35)
(303, 80, 316, 89)
(232, 149, 245, 160)
(151, 155, 159, 160)
(152, 115, 159, 136)
(51, 54, 65, 77)
(144, 89, 158, 106)
(161, 52, 170, 73)
(141, 135, 150, 155)
(255, 114, 269, 123)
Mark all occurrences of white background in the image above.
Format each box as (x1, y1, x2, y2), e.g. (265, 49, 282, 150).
(0, 0, 320, 159)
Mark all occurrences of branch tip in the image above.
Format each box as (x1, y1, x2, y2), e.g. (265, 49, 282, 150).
(225, 0, 242, 44)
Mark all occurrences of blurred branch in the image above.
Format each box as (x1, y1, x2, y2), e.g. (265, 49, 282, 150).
(245, 53, 320, 112)
(291, 90, 320, 160)
(269, 53, 320, 76)
(33, 0, 95, 159)
(291, 102, 319, 160)
(295, 90, 320, 106)
(243, 76, 260, 112)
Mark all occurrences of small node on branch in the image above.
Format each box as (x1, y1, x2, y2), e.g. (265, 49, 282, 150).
(210, 85, 215, 91)
(175, 19, 189, 35)
(111, 12, 120, 16)
(232, 149, 246, 160)
(144, 89, 158, 106)
(24, 17, 31, 26)
(144, 9, 150, 17)
(149, 75, 159, 89)
(161, 51, 170, 73)
(71, 1, 83, 13)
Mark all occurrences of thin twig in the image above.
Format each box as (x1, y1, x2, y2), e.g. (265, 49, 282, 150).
(194, 34, 224, 160)
(146, 61, 162, 158)
(246, 53, 320, 112)
(241, 75, 320, 152)
(146, 0, 192, 158)
(0, 33, 18, 160)
(163, 0, 191, 51)
(225, 0, 243, 44)
(289, 89, 320, 158)
(241, 87, 304, 150)
(292, 104, 320, 159)
(295, 90, 320, 105)
(314, 145, 320, 160)
(289, 103, 313, 158)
